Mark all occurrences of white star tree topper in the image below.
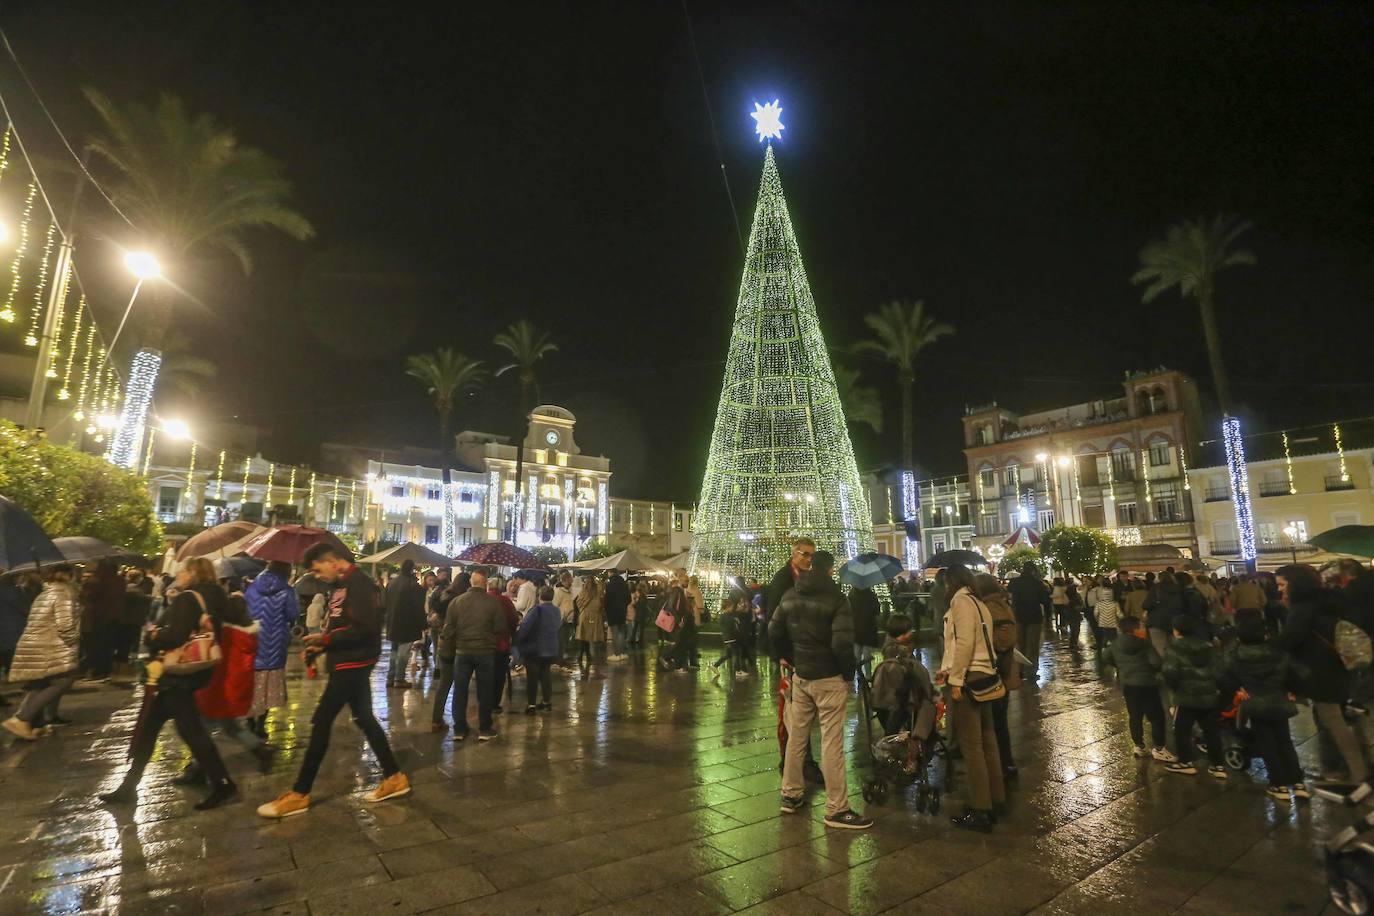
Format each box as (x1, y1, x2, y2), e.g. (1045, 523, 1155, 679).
(751, 100, 785, 142)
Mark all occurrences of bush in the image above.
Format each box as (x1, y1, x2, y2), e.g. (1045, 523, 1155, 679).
(529, 545, 568, 566)
(0, 421, 163, 555)
(1039, 524, 1119, 575)
(997, 545, 1046, 580)
(574, 538, 618, 562)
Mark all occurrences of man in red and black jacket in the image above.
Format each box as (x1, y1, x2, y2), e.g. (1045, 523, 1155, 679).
(257, 544, 410, 819)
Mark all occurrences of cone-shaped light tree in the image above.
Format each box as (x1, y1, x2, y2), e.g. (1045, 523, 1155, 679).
(689, 144, 876, 589)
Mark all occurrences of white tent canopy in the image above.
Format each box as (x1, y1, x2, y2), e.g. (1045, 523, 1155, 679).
(661, 550, 690, 571)
(356, 542, 455, 568)
(561, 548, 674, 573)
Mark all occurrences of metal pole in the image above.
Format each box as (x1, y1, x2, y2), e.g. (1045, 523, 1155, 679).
(24, 240, 73, 430)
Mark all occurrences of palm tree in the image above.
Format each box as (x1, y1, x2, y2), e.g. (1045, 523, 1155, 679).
(123, 330, 217, 401)
(83, 90, 313, 465)
(406, 348, 487, 551)
(1131, 214, 1255, 412)
(833, 365, 882, 436)
(853, 300, 954, 472)
(493, 321, 557, 539)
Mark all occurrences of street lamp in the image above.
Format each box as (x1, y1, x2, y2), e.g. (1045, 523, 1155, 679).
(161, 418, 191, 440)
(1283, 523, 1300, 564)
(123, 251, 161, 280)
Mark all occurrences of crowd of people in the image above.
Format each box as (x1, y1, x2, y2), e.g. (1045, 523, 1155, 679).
(4, 536, 1374, 839)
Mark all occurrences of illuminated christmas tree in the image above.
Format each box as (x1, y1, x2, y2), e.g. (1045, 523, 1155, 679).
(689, 140, 876, 587)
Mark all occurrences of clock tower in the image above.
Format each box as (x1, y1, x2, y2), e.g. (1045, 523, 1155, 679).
(525, 405, 580, 456)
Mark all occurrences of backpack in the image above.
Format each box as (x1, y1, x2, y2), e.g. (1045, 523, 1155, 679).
(984, 594, 1018, 654)
(1334, 620, 1373, 670)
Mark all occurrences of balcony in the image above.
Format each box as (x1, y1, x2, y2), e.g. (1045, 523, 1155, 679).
(1209, 540, 1317, 558)
(1258, 481, 1294, 498)
(1326, 475, 1356, 492)
(1204, 486, 1231, 503)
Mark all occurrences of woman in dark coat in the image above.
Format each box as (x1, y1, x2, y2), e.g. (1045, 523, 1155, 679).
(384, 560, 428, 688)
(101, 558, 237, 811)
(850, 586, 881, 674)
(1275, 564, 1367, 783)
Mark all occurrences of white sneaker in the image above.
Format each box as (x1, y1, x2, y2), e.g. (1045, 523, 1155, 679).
(1150, 747, 1178, 763)
(1132, 745, 1149, 758)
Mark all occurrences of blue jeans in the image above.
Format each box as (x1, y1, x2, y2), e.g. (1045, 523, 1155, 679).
(388, 640, 412, 684)
(454, 653, 495, 734)
(611, 624, 627, 656)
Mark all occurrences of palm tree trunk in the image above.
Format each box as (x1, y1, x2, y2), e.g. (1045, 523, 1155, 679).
(1198, 288, 1233, 412)
(511, 379, 529, 541)
(108, 288, 174, 469)
(439, 406, 454, 553)
(900, 372, 914, 474)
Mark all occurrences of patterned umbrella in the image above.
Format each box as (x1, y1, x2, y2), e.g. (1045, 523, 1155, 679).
(242, 525, 353, 564)
(838, 553, 904, 588)
(453, 542, 549, 570)
(175, 520, 265, 560)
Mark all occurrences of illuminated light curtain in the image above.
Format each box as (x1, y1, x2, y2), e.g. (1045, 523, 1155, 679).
(27, 222, 58, 339)
(55, 297, 84, 399)
(73, 324, 96, 420)
(1335, 423, 1350, 482)
(3, 186, 38, 326)
(688, 145, 876, 588)
(42, 261, 72, 379)
(1140, 448, 1151, 504)
(213, 449, 226, 500)
(108, 350, 156, 468)
(1282, 431, 1296, 495)
(184, 442, 198, 498)
(1223, 416, 1257, 565)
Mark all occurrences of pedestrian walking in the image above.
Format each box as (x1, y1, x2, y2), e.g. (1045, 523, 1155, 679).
(244, 561, 298, 737)
(938, 563, 1007, 833)
(3, 566, 80, 738)
(1008, 569, 1051, 681)
(384, 559, 427, 688)
(257, 544, 409, 818)
(770, 550, 872, 830)
(101, 559, 238, 810)
(1094, 580, 1124, 648)
(518, 586, 561, 713)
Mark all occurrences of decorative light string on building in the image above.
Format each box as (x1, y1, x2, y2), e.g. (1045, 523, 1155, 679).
(264, 462, 275, 507)
(1335, 423, 1350, 482)
(1140, 448, 1151, 503)
(55, 297, 84, 399)
(241, 457, 252, 506)
(287, 466, 297, 505)
(307, 471, 316, 513)
(1178, 443, 1191, 491)
(1282, 431, 1297, 495)
(73, 323, 96, 420)
(213, 449, 226, 500)
(107, 349, 158, 469)
(1222, 416, 1257, 564)
(2, 186, 38, 325)
(184, 442, 198, 498)
(42, 261, 73, 379)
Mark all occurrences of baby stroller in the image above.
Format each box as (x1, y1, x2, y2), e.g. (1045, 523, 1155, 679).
(1315, 780, 1374, 914)
(857, 659, 948, 812)
(1218, 689, 1257, 773)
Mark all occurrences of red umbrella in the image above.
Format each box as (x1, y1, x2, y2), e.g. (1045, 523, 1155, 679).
(242, 525, 353, 564)
(454, 542, 548, 570)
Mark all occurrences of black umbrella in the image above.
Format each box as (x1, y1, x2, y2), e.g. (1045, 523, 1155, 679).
(924, 548, 988, 570)
(52, 536, 146, 566)
(0, 495, 62, 572)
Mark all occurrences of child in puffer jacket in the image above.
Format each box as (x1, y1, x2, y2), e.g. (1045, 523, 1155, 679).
(1102, 616, 1176, 763)
(1216, 613, 1307, 801)
(1162, 614, 1226, 779)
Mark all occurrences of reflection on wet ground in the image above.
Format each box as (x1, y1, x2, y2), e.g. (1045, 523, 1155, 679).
(0, 628, 1340, 914)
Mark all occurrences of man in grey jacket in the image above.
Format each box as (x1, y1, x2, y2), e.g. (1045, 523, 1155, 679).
(440, 570, 507, 740)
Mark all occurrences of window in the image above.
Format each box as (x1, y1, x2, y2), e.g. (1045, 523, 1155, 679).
(460, 527, 473, 545)
(158, 486, 180, 519)
(1082, 504, 1105, 528)
(1284, 520, 1309, 543)
(385, 523, 403, 541)
(673, 512, 685, 532)
(424, 524, 440, 544)
(960, 536, 972, 549)
(980, 468, 996, 491)
(1116, 501, 1138, 525)
(1003, 465, 1019, 488)
(1038, 509, 1056, 530)
(1149, 443, 1170, 467)
(1154, 496, 1180, 522)
(460, 490, 474, 503)
(979, 511, 1000, 535)
(425, 485, 441, 501)
(978, 424, 994, 445)
(1256, 522, 1280, 545)
(1110, 450, 1136, 481)
(932, 536, 947, 553)
(390, 484, 405, 498)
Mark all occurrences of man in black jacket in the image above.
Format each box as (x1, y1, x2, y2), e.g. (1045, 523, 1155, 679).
(768, 551, 871, 830)
(1009, 570, 1052, 681)
(384, 559, 427, 688)
(762, 538, 816, 657)
(258, 544, 409, 818)
(604, 571, 631, 660)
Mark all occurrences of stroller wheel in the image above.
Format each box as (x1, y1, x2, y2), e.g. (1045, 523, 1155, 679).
(1223, 746, 1250, 773)
(862, 783, 875, 804)
(874, 782, 888, 805)
(1332, 876, 1370, 915)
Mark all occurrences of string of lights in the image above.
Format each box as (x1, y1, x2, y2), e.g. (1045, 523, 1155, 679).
(41, 259, 72, 379)
(55, 296, 83, 399)
(73, 322, 96, 421)
(2, 185, 37, 325)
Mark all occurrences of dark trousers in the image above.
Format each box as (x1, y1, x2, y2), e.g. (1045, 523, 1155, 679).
(1174, 704, 1222, 765)
(1082, 606, 1100, 649)
(87, 620, 118, 677)
(293, 666, 399, 795)
(432, 655, 454, 724)
(525, 656, 553, 706)
(492, 651, 510, 708)
(1065, 608, 1083, 652)
(990, 692, 1014, 769)
(1249, 716, 1303, 786)
(113, 623, 141, 666)
(124, 687, 230, 787)
(454, 653, 495, 734)
(1123, 685, 1166, 748)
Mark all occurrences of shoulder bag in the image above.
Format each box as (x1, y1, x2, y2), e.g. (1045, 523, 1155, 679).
(161, 589, 222, 675)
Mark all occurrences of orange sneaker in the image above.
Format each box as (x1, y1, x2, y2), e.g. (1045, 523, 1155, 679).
(364, 772, 411, 803)
(256, 791, 310, 818)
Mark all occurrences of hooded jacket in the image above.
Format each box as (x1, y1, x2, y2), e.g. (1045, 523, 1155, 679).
(384, 574, 428, 644)
(245, 570, 298, 670)
(1102, 630, 1161, 687)
(767, 570, 854, 680)
(8, 581, 79, 682)
(1163, 636, 1220, 708)
(1217, 640, 1298, 720)
(1274, 590, 1349, 703)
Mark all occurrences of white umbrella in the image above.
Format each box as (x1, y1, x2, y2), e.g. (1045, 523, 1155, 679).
(661, 549, 690, 570)
(564, 548, 673, 573)
(356, 541, 455, 568)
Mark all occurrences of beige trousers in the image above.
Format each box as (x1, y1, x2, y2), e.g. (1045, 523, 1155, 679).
(782, 674, 850, 815)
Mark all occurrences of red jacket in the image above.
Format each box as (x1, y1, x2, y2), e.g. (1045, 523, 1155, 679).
(197, 621, 259, 719)
(490, 590, 518, 653)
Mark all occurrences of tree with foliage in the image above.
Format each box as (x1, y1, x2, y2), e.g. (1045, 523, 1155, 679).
(405, 348, 486, 551)
(0, 421, 161, 554)
(853, 301, 954, 473)
(529, 545, 569, 566)
(833, 365, 882, 436)
(1131, 215, 1254, 412)
(1038, 525, 1119, 575)
(84, 90, 314, 462)
(574, 538, 617, 562)
(493, 320, 557, 537)
(997, 545, 1046, 580)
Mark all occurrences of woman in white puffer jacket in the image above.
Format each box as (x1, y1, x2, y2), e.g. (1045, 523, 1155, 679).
(3, 565, 80, 739)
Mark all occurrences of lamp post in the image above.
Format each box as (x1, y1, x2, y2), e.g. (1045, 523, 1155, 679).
(1283, 523, 1300, 564)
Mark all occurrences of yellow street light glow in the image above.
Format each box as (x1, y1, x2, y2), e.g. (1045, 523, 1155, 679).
(1034, 452, 1049, 462)
(162, 418, 191, 440)
(124, 250, 162, 280)
(1057, 455, 1071, 467)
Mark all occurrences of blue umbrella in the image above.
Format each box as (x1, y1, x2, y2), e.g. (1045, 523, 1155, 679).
(838, 553, 904, 588)
(0, 495, 62, 572)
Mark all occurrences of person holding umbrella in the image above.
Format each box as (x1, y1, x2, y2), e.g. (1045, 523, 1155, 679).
(838, 553, 902, 676)
(258, 543, 410, 817)
(100, 558, 238, 810)
(244, 560, 299, 737)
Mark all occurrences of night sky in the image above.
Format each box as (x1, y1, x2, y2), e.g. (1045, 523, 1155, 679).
(4, 2, 1373, 499)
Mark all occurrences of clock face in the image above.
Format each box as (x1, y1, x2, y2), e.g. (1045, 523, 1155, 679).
(544, 429, 561, 446)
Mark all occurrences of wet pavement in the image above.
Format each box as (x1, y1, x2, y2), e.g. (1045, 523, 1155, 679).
(0, 628, 1345, 914)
